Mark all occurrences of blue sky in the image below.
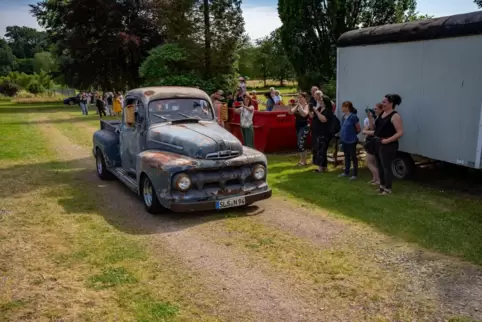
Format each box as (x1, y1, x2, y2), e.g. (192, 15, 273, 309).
(0, 0, 479, 40)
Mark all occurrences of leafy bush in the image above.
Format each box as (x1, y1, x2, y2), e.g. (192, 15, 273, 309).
(0, 80, 20, 96)
(139, 43, 233, 95)
(322, 78, 336, 100)
(0, 93, 11, 101)
(27, 81, 46, 95)
(15, 90, 35, 98)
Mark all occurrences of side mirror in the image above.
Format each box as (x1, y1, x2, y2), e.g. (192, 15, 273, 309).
(125, 104, 135, 126)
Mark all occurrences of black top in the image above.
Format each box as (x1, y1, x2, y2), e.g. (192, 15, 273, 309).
(96, 99, 105, 109)
(337, 11, 482, 48)
(227, 98, 234, 108)
(375, 111, 398, 139)
(311, 105, 333, 137)
(107, 96, 113, 105)
(294, 105, 309, 130)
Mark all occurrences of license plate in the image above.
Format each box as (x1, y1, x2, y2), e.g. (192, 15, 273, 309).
(216, 196, 246, 209)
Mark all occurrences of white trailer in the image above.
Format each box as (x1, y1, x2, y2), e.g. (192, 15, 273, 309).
(336, 11, 482, 179)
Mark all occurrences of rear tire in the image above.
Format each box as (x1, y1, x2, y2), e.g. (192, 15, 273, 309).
(391, 153, 415, 180)
(69, 100, 74, 106)
(140, 175, 164, 214)
(95, 149, 114, 180)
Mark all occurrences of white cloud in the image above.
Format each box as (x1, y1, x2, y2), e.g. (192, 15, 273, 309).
(241, 4, 281, 41)
(0, 8, 42, 37)
(0, 4, 280, 41)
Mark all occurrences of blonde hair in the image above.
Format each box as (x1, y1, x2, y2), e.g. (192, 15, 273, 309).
(274, 90, 280, 95)
(314, 90, 323, 98)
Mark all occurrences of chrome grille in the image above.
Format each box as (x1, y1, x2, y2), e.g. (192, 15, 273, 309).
(205, 150, 240, 160)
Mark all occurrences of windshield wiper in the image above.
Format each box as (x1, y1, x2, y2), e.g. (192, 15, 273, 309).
(152, 113, 170, 121)
(177, 112, 192, 119)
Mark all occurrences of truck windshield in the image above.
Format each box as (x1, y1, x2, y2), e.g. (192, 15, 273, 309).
(148, 98, 214, 124)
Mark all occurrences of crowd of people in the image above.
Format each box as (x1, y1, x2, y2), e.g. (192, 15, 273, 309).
(77, 91, 124, 117)
(289, 87, 404, 195)
(211, 80, 404, 195)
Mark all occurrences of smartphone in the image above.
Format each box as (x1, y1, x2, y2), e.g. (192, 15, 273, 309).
(365, 108, 370, 114)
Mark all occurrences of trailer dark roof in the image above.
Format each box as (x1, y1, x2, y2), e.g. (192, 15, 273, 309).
(337, 10, 482, 47)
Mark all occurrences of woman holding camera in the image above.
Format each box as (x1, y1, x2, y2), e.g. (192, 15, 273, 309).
(363, 103, 382, 185)
(310, 90, 333, 173)
(289, 92, 310, 166)
(235, 95, 255, 148)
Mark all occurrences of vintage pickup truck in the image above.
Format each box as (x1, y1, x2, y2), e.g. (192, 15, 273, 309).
(92, 86, 272, 213)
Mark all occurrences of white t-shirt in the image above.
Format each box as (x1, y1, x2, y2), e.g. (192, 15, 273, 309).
(364, 117, 370, 129)
(240, 106, 254, 128)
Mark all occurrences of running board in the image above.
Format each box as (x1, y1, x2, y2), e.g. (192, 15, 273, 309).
(109, 167, 138, 193)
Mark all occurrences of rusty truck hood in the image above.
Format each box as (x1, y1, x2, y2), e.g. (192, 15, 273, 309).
(147, 121, 243, 159)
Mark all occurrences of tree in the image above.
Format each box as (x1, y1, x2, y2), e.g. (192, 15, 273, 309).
(4, 26, 47, 59)
(30, 0, 163, 90)
(278, 0, 419, 90)
(0, 39, 17, 76)
(237, 41, 258, 80)
(267, 29, 295, 86)
(139, 44, 217, 93)
(475, 0, 482, 8)
(32, 51, 57, 73)
(253, 37, 273, 87)
(148, 0, 245, 91)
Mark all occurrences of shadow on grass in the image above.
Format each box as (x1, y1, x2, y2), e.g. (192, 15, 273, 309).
(268, 163, 482, 265)
(0, 104, 68, 114)
(3, 116, 107, 126)
(0, 157, 259, 236)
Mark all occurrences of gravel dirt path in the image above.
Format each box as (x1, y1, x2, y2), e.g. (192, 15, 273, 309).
(39, 119, 319, 321)
(37, 113, 482, 321)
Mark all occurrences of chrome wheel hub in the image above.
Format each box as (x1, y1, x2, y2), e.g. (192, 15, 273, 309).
(143, 179, 153, 207)
(96, 154, 103, 174)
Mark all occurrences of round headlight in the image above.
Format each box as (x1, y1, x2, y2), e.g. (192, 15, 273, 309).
(252, 165, 266, 180)
(174, 173, 192, 191)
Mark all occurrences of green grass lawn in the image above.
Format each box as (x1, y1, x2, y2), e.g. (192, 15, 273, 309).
(267, 154, 482, 265)
(3, 102, 482, 266)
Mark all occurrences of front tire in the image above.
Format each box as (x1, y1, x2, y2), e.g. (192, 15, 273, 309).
(140, 175, 164, 214)
(69, 100, 75, 106)
(391, 153, 415, 180)
(95, 150, 113, 180)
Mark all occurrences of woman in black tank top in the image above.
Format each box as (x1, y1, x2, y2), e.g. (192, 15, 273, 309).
(375, 94, 404, 195)
(289, 92, 310, 166)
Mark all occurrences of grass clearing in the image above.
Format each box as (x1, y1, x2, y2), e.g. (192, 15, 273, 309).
(210, 215, 438, 320)
(267, 154, 482, 265)
(0, 102, 222, 321)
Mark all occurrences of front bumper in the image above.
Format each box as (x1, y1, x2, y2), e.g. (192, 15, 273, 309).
(169, 189, 272, 212)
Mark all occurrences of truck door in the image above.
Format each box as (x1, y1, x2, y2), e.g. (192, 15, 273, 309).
(120, 97, 143, 173)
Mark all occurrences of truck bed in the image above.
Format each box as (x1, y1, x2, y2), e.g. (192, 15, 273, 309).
(100, 119, 121, 132)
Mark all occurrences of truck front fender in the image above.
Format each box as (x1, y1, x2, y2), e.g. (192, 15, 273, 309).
(93, 129, 121, 168)
(136, 150, 201, 203)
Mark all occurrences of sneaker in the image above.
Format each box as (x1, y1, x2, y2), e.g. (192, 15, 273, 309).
(338, 173, 349, 178)
(379, 189, 392, 196)
(349, 176, 357, 181)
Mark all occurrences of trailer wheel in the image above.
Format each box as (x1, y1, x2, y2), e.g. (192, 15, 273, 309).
(140, 174, 164, 214)
(391, 153, 415, 180)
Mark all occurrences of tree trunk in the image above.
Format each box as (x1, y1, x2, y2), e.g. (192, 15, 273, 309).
(203, 0, 211, 77)
(279, 78, 284, 87)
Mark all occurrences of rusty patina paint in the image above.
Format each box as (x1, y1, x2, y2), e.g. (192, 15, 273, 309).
(142, 151, 198, 169)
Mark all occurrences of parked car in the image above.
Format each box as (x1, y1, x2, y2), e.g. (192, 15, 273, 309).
(92, 86, 272, 213)
(64, 95, 80, 106)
